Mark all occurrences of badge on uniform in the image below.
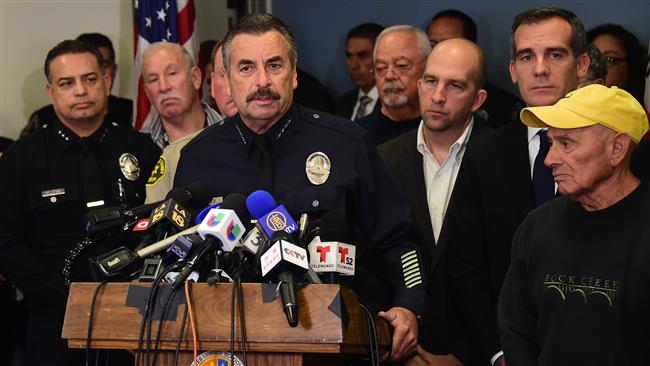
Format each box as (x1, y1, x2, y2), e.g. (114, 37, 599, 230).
(146, 156, 166, 186)
(305, 151, 331, 185)
(119, 153, 140, 181)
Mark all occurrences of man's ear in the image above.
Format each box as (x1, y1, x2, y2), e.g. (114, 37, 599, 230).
(191, 66, 202, 90)
(509, 60, 518, 84)
(576, 52, 589, 80)
(471, 89, 488, 113)
(610, 132, 632, 167)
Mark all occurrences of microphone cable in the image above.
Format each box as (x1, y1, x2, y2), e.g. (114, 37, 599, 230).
(135, 261, 184, 366)
(234, 257, 249, 366)
(173, 288, 189, 366)
(152, 283, 182, 366)
(85, 280, 109, 366)
(358, 298, 382, 366)
(185, 279, 199, 365)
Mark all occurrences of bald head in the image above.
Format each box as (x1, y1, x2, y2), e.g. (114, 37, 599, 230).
(428, 38, 486, 88)
(418, 37, 487, 137)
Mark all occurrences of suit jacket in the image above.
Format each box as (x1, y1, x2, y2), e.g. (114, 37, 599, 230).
(378, 118, 489, 364)
(334, 88, 358, 119)
(334, 88, 381, 120)
(443, 120, 536, 361)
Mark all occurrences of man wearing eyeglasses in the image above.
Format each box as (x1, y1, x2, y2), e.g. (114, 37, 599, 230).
(358, 26, 431, 146)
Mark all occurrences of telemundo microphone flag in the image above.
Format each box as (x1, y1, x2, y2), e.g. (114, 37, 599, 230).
(133, 0, 199, 131)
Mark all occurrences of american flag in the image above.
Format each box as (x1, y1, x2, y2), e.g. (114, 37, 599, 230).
(133, 0, 199, 131)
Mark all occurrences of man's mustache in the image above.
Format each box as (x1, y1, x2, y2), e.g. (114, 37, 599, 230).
(246, 88, 281, 102)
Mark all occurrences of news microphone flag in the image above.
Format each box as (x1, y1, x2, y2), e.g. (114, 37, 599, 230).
(308, 240, 356, 276)
(260, 239, 309, 278)
(257, 204, 298, 239)
(197, 208, 245, 252)
(134, 0, 199, 130)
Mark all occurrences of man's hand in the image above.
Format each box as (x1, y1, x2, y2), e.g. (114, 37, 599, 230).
(378, 306, 418, 361)
(406, 346, 464, 366)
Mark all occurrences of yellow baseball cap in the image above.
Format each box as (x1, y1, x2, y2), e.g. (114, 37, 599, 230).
(520, 84, 649, 143)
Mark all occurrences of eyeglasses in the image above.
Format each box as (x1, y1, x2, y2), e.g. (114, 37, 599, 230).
(604, 56, 627, 66)
(374, 58, 424, 77)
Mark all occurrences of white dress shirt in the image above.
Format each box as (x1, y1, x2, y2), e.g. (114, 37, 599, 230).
(527, 126, 558, 192)
(417, 118, 474, 241)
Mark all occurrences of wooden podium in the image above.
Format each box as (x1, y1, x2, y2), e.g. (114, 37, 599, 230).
(62, 282, 389, 365)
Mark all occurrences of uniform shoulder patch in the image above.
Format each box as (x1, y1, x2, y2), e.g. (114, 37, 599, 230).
(146, 156, 166, 186)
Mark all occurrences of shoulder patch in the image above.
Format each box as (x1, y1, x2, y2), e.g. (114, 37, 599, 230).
(146, 156, 166, 186)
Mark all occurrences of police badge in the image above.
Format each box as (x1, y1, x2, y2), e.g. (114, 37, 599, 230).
(119, 153, 140, 181)
(305, 151, 331, 185)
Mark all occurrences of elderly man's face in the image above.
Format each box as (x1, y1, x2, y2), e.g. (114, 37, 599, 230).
(374, 30, 426, 110)
(142, 45, 202, 121)
(544, 125, 614, 200)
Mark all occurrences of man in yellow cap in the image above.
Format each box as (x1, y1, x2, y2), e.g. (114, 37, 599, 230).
(498, 84, 650, 365)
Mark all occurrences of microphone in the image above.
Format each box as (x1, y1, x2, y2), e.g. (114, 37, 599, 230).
(246, 190, 298, 240)
(133, 182, 216, 249)
(83, 181, 213, 236)
(307, 212, 356, 284)
(260, 231, 309, 327)
(171, 194, 251, 289)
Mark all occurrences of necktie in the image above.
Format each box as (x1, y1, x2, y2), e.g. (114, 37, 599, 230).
(77, 137, 105, 205)
(252, 134, 273, 192)
(532, 130, 555, 206)
(354, 95, 372, 121)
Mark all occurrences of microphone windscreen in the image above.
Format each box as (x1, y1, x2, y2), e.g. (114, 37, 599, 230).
(184, 181, 218, 209)
(270, 229, 292, 243)
(246, 190, 277, 219)
(221, 193, 253, 231)
(320, 211, 348, 242)
(165, 187, 191, 208)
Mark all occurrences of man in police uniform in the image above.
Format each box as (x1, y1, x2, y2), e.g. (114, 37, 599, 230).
(174, 14, 425, 361)
(0, 40, 160, 366)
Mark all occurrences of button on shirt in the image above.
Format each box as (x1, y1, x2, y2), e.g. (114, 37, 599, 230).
(417, 118, 474, 241)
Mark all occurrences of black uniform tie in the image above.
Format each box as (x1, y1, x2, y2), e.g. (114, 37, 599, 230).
(252, 134, 273, 192)
(77, 137, 105, 205)
(532, 130, 555, 206)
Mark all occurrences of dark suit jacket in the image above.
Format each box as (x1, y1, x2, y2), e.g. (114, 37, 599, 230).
(378, 118, 489, 365)
(443, 121, 536, 361)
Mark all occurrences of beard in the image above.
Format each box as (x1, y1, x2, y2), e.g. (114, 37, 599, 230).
(380, 81, 409, 107)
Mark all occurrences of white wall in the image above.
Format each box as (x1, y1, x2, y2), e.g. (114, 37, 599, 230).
(0, 0, 228, 140)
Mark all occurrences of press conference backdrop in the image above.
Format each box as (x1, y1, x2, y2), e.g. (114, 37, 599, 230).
(1, 1, 647, 140)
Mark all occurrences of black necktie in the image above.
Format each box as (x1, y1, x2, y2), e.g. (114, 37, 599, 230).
(77, 137, 105, 205)
(532, 130, 555, 206)
(354, 95, 372, 120)
(252, 134, 273, 192)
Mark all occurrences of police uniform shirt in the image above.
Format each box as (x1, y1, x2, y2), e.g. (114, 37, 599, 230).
(0, 118, 160, 305)
(175, 103, 425, 314)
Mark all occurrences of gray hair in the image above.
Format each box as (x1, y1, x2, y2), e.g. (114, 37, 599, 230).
(141, 41, 196, 74)
(373, 25, 432, 62)
(221, 13, 297, 74)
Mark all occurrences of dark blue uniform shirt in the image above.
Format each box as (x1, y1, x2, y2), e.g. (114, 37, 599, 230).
(175, 103, 425, 314)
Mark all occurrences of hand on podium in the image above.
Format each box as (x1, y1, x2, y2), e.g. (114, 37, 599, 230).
(379, 306, 419, 361)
